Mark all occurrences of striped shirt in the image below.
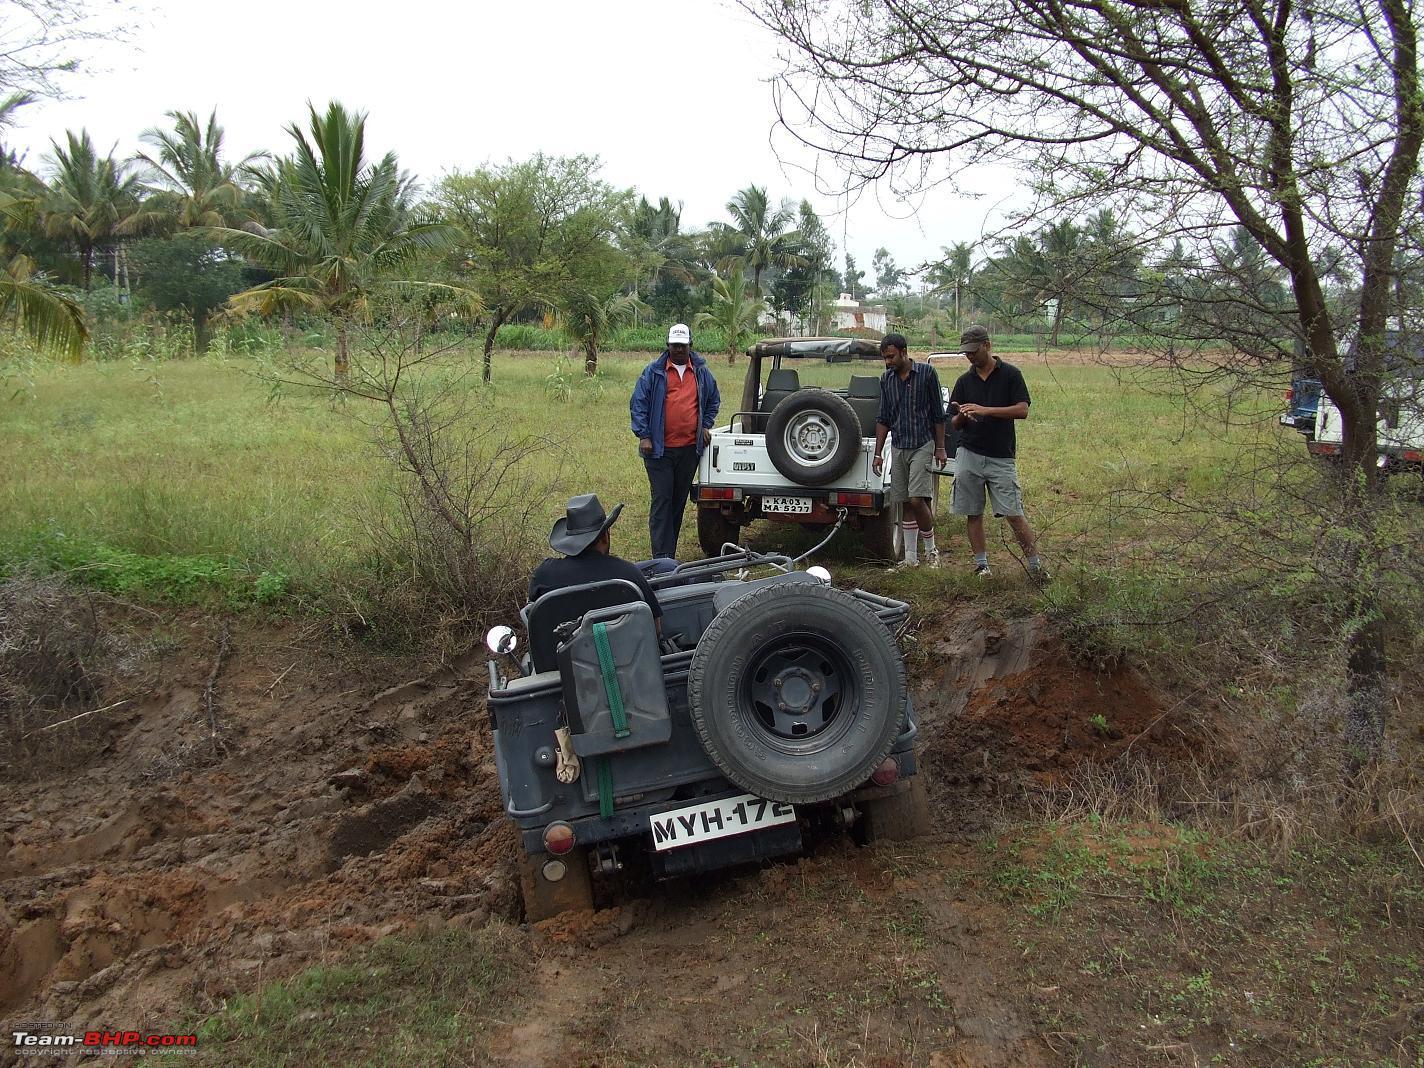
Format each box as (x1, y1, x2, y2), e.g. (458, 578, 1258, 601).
(877, 363, 946, 450)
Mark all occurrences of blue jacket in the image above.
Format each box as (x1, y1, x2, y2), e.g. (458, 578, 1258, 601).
(630, 351, 722, 458)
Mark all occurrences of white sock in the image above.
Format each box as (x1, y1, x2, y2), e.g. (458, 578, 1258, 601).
(902, 522, 919, 562)
(921, 530, 936, 555)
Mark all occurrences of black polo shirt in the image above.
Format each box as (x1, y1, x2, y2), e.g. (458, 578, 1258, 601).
(949, 359, 1031, 458)
(528, 551, 662, 618)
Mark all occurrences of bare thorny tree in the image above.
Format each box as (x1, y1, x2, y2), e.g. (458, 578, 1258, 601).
(751, 0, 1422, 760)
(261, 297, 558, 631)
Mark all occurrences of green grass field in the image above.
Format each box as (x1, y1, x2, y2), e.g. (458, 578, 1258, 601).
(2, 340, 1334, 664)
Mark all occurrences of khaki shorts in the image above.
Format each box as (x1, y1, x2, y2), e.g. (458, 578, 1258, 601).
(889, 440, 937, 504)
(951, 448, 1025, 517)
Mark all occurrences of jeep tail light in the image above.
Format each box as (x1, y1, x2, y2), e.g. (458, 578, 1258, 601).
(1285, 388, 1294, 403)
(832, 492, 874, 507)
(699, 487, 736, 501)
(871, 757, 899, 786)
(542, 821, 576, 855)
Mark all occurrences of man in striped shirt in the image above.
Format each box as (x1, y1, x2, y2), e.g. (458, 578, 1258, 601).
(872, 333, 948, 567)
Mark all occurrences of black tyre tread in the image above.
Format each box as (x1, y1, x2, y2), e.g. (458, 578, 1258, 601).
(697, 506, 741, 558)
(517, 847, 594, 923)
(765, 389, 862, 485)
(861, 503, 902, 562)
(687, 583, 907, 804)
(861, 777, 930, 843)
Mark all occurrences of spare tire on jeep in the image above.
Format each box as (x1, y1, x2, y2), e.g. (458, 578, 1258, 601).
(765, 389, 862, 485)
(687, 581, 906, 804)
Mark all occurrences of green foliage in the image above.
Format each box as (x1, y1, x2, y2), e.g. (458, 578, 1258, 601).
(10, 529, 289, 607)
(211, 102, 461, 373)
(543, 354, 606, 403)
(0, 251, 86, 358)
(433, 154, 631, 379)
(133, 109, 262, 231)
(606, 324, 729, 352)
(708, 184, 804, 302)
(694, 265, 761, 357)
(39, 129, 143, 290)
(130, 233, 244, 351)
(1042, 566, 1177, 669)
(492, 322, 564, 350)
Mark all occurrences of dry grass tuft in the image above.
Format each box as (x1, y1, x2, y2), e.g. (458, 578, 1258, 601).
(0, 571, 136, 777)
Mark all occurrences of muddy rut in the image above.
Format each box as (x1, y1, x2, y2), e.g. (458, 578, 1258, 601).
(1, 606, 1187, 1065)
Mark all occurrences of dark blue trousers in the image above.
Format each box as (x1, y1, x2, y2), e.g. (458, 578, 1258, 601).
(643, 445, 699, 559)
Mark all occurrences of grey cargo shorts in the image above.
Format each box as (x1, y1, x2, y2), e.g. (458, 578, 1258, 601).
(888, 440, 937, 504)
(951, 448, 1025, 517)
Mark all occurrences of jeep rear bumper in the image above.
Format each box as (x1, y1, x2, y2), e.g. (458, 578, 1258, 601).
(696, 485, 887, 522)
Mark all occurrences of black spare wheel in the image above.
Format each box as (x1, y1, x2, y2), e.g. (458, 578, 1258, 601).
(765, 389, 862, 485)
(687, 582, 906, 804)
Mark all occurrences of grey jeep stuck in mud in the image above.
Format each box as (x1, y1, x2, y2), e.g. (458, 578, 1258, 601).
(484, 550, 928, 921)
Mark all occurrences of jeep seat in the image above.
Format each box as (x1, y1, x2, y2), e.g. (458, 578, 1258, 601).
(748, 368, 801, 432)
(521, 578, 647, 674)
(847, 376, 880, 438)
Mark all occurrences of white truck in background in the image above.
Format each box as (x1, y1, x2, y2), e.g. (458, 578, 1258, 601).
(1308, 324, 1424, 475)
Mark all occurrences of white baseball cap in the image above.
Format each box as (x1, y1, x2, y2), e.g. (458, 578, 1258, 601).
(667, 323, 691, 345)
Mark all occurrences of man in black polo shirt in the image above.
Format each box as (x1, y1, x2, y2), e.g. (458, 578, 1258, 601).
(872, 332, 948, 567)
(528, 494, 664, 631)
(948, 325, 1046, 581)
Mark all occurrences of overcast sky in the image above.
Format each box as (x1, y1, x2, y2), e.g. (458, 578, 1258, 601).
(9, 0, 1026, 280)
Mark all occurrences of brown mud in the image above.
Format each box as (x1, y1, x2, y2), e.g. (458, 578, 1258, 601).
(1, 603, 1194, 1066)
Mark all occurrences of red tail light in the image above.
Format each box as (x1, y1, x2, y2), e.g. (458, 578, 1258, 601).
(1285, 388, 1294, 403)
(871, 757, 899, 786)
(831, 492, 874, 507)
(542, 822, 576, 855)
(699, 487, 736, 501)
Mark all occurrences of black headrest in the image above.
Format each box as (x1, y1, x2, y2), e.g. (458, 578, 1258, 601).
(766, 369, 800, 392)
(848, 376, 879, 398)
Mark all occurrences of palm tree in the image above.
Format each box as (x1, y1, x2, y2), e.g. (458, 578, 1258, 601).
(712, 185, 804, 304)
(927, 242, 975, 331)
(0, 249, 86, 358)
(211, 102, 458, 379)
(694, 266, 761, 363)
(40, 130, 143, 290)
(129, 109, 264, 231)
(623, 196, 696, 304)
(560, 288, 646, 375)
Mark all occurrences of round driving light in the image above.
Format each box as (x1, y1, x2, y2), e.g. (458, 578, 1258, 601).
(541, 859, 568, 882)
(806, 565, 832, 584)
(871, 757, 899, 786)
(542, 821, 576, 855)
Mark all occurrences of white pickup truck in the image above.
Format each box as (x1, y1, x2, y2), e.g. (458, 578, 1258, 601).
(694, 338, 954, 559)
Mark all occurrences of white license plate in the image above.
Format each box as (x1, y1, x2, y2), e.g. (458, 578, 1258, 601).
(763, 496, 812, 514)
(650, 793, 797, 852)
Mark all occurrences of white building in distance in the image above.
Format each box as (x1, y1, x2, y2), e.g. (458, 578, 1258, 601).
(830, 293, 887, 334)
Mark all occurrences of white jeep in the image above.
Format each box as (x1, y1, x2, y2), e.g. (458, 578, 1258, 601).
(1308, 324, 1424, 475)
(694, 338, 954, 559)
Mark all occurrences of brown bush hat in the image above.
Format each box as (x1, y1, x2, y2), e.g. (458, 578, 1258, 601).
(958, 325, 991, 352)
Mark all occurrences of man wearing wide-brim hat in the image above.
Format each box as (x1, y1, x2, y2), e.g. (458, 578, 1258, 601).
(528, 494, 664, 629)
